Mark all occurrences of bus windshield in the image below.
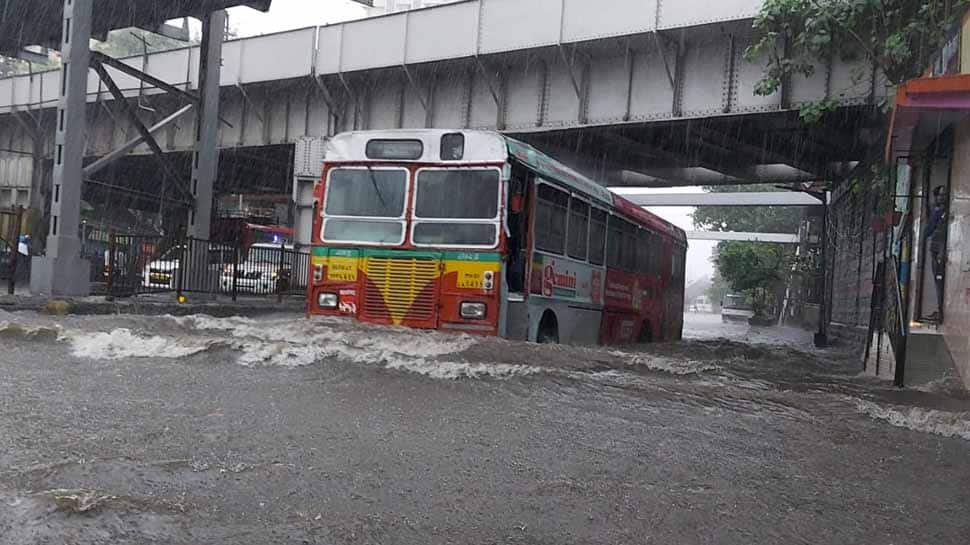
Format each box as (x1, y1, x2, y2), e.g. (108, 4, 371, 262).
(412, 168, 500, 247)
(323, 168, 408, 245)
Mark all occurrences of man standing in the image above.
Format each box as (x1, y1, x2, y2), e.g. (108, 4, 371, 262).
(924, 186, 948, 319)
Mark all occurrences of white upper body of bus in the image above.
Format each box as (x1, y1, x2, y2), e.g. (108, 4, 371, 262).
(324, 130, 510, 164)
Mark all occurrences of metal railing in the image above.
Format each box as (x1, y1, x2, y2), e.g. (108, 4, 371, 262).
(885, 257, 908, 387)
(105, 233, 309, 301)
(865, 257, 908, 386)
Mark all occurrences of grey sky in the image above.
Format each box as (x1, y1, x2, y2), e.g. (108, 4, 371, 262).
(227, 0, 368, 36)
(638, 186, 716, 283)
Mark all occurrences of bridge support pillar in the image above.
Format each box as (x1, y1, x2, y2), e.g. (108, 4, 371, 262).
(187, 10, 226, 241)
(31, 0, 93, 296)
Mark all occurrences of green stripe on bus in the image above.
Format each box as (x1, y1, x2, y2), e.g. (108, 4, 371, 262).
(442, 251, 501, 262)
(315, 248, 501, 262)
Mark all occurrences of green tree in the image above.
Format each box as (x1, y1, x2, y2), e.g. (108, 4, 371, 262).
(715, 243, 788, 293)
(92, 28, 194, 58)
(715, 242, 791, 317)
(705, 272, 731, 310)
(692, 185, 803, 318)
(746, 0, 968, 120)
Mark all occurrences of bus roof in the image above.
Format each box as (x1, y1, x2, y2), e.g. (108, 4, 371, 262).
(325, 130, 509, 164)
(323, 129, 686, 245)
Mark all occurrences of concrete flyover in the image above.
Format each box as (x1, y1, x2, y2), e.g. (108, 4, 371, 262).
(687, 231, 800, 244)
(611, 190, 823, 207)
(0, 0, 888, 209)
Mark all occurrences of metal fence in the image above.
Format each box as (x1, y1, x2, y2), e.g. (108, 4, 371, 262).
(105, 233, 309, 301)
(865, 257, 908, 386)
(885, 257, 908, 386)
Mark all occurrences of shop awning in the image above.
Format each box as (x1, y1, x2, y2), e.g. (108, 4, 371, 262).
(886, 73, 970, 161)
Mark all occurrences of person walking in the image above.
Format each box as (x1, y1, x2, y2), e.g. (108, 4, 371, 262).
(924, 186, 948, 320)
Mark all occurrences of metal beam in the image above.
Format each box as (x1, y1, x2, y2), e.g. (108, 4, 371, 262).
(92, 51, 198, 105)
(92, 50, 233, 129)
(615, 191, 823, 207)
(188, 9, 226, 239)
(686, 231, 800, 244)
(34, 0, 94, 296)
(83, 104, 194, 177)
(91, 60, 192, 202)
(614, 166, 823, 187)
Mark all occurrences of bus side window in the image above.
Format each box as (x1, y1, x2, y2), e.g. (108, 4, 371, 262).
(589, 209, 607, 266)
(621, 221, 637, 272)
(607, 215, 623, 268)
(535, 184, 569, 254)
(567, 198, 589, 261)
(636, 229, 650, 274)
(650, 233, 662, 276)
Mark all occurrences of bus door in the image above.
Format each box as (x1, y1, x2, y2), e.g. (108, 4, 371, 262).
(506, 166, 532, 295)
(502, 165, 533, 340)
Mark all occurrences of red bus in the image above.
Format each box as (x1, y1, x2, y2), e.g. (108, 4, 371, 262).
(307, 130, 686, 344)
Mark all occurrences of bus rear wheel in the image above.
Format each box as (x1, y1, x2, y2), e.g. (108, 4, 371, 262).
(537, 312, 559, 344)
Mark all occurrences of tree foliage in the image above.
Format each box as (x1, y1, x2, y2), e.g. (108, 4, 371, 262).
(0, 27, 197, 78)
(92, 28, 194, 58)
(716, 242, 788, 292)
(693, 185, 803, 315)
(746, 0, 968, 106)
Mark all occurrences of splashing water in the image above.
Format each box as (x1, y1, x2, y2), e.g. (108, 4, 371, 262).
(855, 400, 970, 441)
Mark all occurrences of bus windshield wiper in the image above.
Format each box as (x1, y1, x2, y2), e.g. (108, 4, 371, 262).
(365, 166, 389, 212)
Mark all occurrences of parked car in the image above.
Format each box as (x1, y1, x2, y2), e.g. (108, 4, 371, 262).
(142, 244, 233, 290)
(721, 294, 755, 323)
(220, 243, 295, 295)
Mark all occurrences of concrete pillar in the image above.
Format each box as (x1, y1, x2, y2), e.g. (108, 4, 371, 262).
(187, 10, 227, 241)
(31, 0, 92, 295)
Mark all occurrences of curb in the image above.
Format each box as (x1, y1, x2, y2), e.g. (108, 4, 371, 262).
(0, 296, 305, 317)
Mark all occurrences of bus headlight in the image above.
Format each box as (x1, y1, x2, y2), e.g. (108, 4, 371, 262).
(317, 293, 338, 309)
(460, 302, 487, 320)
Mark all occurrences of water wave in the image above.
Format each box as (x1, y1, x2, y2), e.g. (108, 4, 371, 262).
(64, 328, 225, 360)
(855, 400, 970, 441)
(64, 316, 540, 380)
(0, 320, 61, 341)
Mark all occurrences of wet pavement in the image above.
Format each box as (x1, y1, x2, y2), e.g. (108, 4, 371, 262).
(1, 309, 969, 544)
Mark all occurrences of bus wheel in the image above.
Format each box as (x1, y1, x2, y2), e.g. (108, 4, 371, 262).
(537, 312, 559, 344)
(638, 322, 653, 344)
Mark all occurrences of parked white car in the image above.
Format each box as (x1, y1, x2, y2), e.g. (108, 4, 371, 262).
(142, 245, 233, 290)
(721, 294, 755, 323)
(220, 243, 296, 295)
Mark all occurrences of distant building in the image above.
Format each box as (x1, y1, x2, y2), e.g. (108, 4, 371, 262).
(366, 0, 458, 15)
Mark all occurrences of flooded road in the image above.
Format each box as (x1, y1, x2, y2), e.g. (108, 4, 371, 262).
(1, 309, 969, 544)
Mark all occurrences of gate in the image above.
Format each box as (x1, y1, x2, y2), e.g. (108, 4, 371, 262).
(0, 206, 25, 295)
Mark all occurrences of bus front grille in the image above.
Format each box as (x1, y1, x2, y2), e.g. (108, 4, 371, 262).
(362, 256, 439, 323)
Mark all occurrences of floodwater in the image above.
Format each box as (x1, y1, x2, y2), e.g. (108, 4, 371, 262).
(1, 309, 969, 544)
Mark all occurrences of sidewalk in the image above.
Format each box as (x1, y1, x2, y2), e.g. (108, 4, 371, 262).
(0, 290, 305, 317)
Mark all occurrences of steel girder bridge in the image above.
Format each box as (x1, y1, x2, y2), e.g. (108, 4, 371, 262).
(0, 0, 886, 293)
